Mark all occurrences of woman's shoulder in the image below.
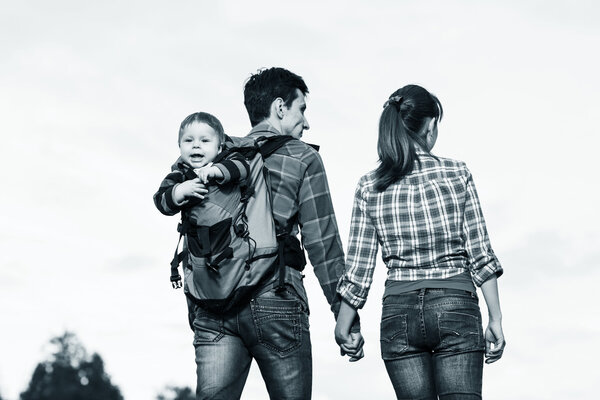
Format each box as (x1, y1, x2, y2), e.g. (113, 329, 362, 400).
(357, 169, 379, 187)
(350, 170, 378, 198)
(421, 153, 471, 177)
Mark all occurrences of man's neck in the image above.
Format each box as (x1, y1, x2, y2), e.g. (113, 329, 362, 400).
(260, 117, 284, 135)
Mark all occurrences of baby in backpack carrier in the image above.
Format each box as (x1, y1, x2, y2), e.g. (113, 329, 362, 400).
(153, 112, 250, 288)
(173, 112, 242, 204)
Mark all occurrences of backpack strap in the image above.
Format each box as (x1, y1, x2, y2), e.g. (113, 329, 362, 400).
(254, 135, 303, 292)
(257, 135, 295, 158)
(170, 217, 192, 289)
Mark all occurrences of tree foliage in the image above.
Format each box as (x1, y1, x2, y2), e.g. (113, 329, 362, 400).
(20, 332, 123, 400)
(156, 385, 195, 400)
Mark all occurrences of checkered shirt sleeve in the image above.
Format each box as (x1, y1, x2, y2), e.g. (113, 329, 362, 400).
(463, 171, 503, 286)
(336, 178, 380, 309)
(265, 142, 346, 315)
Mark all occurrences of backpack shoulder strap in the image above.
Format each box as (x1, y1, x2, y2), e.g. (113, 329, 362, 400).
(254, 135, 304, 291)
(257, 135, 295, 158)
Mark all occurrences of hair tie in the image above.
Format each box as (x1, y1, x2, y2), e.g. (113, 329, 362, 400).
(383, 95, 403, 110)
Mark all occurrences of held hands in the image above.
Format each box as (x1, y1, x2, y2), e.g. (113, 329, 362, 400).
(484, 319, 506, 364)
(335, 326, 365, 362)
(334, 300, 364, 362)
(172, 178, 208, 204)
(194, 164, 224, 184)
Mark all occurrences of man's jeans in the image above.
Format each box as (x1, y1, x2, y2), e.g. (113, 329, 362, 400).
(381, 288, 485, 400)
(190, 285, 312, 400)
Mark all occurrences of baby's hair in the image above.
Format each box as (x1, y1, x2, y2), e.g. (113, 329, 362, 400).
(178, 112, 225, 144)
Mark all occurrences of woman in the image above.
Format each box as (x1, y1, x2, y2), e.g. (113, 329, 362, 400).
(335, 85, 505, 399)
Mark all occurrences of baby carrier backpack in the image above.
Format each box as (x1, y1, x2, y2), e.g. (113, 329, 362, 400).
(169, 134, 307, 314)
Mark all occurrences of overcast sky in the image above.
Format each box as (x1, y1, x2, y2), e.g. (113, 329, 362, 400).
(1, 1, 599, 399)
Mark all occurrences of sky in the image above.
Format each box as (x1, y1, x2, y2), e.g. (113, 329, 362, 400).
(1, 0, 599, 399)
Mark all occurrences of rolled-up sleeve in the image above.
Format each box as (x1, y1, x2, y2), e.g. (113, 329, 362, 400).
(462, 171, 503, 286)
(337, 179, 379, 309)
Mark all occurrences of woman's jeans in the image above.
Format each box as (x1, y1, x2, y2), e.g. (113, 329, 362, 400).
(189, 285, 312, 400)
(381, 288, 485, 400)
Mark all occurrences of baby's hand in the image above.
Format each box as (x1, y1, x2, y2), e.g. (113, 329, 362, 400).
(172, 178, 208, 204)
(195, 164, 224, 184)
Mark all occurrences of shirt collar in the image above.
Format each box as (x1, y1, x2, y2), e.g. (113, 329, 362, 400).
(248, 121, 283, 138)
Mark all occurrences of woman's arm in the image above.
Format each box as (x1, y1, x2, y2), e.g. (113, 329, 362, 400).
(480, 275, 505, 363)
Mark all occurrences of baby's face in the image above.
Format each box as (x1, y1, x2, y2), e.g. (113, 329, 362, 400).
(179, 122, 221, 169)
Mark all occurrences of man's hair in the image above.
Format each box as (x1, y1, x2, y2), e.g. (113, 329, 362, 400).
(178, 112, 225, 145)
(243, 67, 309, 127)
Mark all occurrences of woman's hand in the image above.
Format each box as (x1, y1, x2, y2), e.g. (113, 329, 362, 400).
(335, 300, 364, 362)
(484, 319, 505, 364)
(480, 276, 505, 364)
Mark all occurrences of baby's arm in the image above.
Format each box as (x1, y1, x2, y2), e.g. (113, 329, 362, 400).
(172, 178, 208, 204)
(154, 168, 207, 216)
(195, 153, 249, 185)
(195, 164, 223, 184)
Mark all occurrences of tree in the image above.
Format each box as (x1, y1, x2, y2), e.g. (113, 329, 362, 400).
(156, 385, 195, 400)
(20, 331, 123, 400)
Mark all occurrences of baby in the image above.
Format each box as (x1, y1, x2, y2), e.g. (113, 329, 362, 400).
(153, 112, 249, 287)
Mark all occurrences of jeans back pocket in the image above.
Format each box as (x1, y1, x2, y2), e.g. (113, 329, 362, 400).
(437, 308, 484, 352)
(380, 313, 409, 360)
(251, 297, 304, 355)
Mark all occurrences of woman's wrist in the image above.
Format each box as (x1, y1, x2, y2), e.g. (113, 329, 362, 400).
(488, 313, 502, 323)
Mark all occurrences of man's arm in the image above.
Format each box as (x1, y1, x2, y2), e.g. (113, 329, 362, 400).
(296, 149, 347, 317)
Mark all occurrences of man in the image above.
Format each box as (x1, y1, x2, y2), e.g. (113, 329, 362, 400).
(189, 67, 362, 400)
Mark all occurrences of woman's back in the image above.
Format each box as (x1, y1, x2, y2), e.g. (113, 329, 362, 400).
(353, 149, 499, 283)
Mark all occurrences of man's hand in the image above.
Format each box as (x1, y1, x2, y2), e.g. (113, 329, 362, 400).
(195, 164, 223, 184)
(338, 331, 364, 362)
(172, 178, 208, 204)
(335, 300, 365, 362)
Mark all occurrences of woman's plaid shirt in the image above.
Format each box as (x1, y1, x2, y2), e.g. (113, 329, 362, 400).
(337, 152, 503, 309)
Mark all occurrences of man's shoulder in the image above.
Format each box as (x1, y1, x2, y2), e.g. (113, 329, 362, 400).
(279, 138, 319, 159)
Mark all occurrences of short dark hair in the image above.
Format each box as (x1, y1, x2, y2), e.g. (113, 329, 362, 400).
(243, 67, 309, 126)
(178, 112, 225, 145)
(375, 84, 443, 191)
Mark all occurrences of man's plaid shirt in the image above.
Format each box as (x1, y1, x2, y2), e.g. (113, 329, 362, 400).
(337, 151, 503, 309)
(248, 122, 346, 316)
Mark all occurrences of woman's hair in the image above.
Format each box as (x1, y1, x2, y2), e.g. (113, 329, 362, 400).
(178, 112, 225, 145)
(374, 84, 443, 191)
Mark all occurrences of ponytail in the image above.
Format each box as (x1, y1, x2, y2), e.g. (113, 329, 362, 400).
(374, 86, 442, 192)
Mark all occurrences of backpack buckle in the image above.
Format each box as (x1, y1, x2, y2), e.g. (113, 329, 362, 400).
(207, 262, 219, 273)
(170, 274, 182, 289)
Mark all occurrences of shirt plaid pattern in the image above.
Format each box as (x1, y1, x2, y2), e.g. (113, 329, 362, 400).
(337, 151, 503, 309)
(248, 123, 346, 315)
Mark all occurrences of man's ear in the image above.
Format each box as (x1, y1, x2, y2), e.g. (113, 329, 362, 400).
(272, 97, 285, 119)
